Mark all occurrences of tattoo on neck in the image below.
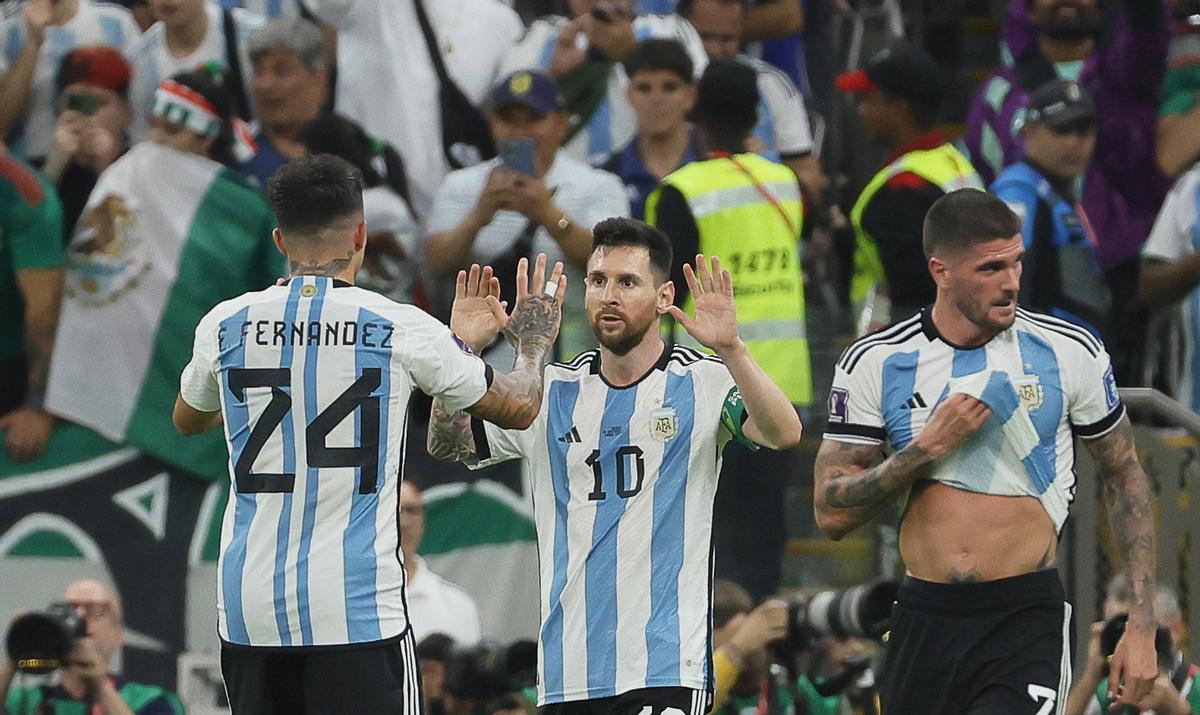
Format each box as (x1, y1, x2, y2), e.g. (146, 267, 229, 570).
(290, 251, 355, 278)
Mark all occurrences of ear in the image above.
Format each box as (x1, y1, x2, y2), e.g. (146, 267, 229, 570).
(272, 227, 287, 257)
(354, 221, 367, 253)
(683, 83, 698, 111)
(657, 279, 676, 314)
(928, 255, 951, 289)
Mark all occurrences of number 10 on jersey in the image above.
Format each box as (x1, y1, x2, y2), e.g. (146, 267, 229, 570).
(585, 446, 646, 501)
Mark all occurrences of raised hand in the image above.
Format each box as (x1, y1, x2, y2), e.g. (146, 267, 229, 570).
(507, 252, 567, 357)
(664, 254, 741, 355)
(449, 264, 507, 354)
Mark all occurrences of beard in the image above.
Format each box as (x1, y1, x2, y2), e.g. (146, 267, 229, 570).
(954, 290, 1018, 334)
(591, 309, 657, 356)
(1037, 0, 1103, 41)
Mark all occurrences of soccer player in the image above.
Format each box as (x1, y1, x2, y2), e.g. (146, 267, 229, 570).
(171, 154, 566, 714)
(427, 217, 803, 714)
(814, 188, 1158, 714)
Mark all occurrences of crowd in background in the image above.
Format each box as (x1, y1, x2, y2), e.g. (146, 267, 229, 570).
(4, 0, 1200, 712)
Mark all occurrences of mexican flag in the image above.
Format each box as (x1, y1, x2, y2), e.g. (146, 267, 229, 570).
(45, 142, 283, 482)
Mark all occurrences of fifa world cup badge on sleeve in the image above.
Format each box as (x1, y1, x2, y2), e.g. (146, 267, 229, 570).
(650, 407, 678, 441)
(1103, 365, 1119, 409)
(829, 387, 849, 424)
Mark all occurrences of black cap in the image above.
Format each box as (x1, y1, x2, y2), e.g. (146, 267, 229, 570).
(1024, 78, 1095, 129)
(487, 70, 566, 116)
(691, 58, 759, 128)
(835, 45, 945, 108)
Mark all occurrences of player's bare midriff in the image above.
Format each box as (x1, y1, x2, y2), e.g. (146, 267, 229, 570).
(899, 481, 1057, 583)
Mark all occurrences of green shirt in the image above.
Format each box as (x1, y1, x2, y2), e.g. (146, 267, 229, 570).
(717, 675, 844, 715)
(0, 152, 64, 363)
(1095, 663, 1200, 714)
(6, 678, 184, 715)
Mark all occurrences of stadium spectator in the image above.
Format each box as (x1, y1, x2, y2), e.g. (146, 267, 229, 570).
(43, 70, 282, 480)
(423, 70, 629, 362)
(416, 633, 456, 715)
(677, 0, 827, 203)
(305, 0, 524, 217)
(1065, 576, 1200, 715)
(991, 79, 1112, 342)
(966, 1, 1170, 377)
(113, 0, 155, 31)
(710, 580, 789, 711)
(239, 16, 326, 189)
(637, 0, 805, 41)
(0, 146, 63, 463)
(42, 46, 133, 239)
(0, 0, 139, 164)
(646, 59, 809, 599)
(1138, 151, 1200, 414)
(401, 481, 484, 647)
(501, 0, 708, 166)
(837, 45, 982, 332)
(299, 113, 421, 305)
(0, 579, 184, 714)
(1155, 0, 1200, 178)
(127, 0, 263, 140)
(222, 0, 310, 19)
(601, 38, 700, 220)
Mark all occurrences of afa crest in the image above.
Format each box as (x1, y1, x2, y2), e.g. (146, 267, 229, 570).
(1016, 380, 1044, 412)
(650, 407, 678, 441)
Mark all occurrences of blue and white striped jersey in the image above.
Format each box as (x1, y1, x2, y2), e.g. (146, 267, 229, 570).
(180, 276, 490, 648)
(473, 345, 748, 705)
(824, 307, 1125, 531)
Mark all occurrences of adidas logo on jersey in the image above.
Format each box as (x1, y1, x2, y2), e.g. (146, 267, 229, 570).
(903, 393, 928, 409)
(557, 427, 582, 443)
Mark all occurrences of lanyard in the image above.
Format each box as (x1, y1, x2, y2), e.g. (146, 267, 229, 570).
(712, 153, 798, 236)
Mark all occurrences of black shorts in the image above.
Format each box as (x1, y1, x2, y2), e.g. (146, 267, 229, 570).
(221, 627, 422, 715)
(538, 687, 710, 715)
(880, 570, 1074, 715)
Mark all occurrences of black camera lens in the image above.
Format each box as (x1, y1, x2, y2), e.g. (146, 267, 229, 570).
(5, 603, 88, 674)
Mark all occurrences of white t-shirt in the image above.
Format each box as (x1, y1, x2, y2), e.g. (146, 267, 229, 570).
(127, 2, 263, 141)
(742, 54, 813, 159)
(357, 185, 420, 304)
(500, 14, 708, 166)
(179, 276, 491, 647)
(404, 556, 483, 646)
(304, 0, 524, 217)
(424, 151, 631, 359)
(0, 0, 140, 160)
(1143, 164, 1200, 413)
(220, 0, 305, 18)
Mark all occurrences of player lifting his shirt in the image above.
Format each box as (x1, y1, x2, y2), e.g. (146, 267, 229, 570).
(427, 217, 802, 714)
(815, 189, 1157, 714)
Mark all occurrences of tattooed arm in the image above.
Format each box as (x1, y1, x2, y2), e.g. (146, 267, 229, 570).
(1083, 417, 1158, 706)
(814, 393, 991, 540)
(428, 255, 566, 462)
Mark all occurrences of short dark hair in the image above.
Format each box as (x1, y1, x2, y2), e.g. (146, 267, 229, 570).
(712, 579, 753, 629)
(267, 154, 365, 238)
(923, 189, 1023, 259)
(591, 217, 673, 281)
(622, 39, 694, 84)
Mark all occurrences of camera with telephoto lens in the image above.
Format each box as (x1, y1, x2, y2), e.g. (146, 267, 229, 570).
(5, 603, 88, 674)
(444, 639, 538, 703)
(777, 580, 899, 658)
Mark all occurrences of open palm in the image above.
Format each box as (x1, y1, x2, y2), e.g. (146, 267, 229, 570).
(450, 264, 508, 354)
(665, 255, 740, 351)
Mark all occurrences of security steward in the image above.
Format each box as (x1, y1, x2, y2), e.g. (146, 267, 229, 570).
(646, 58, 808, 600)
(838, 45, 983, 333)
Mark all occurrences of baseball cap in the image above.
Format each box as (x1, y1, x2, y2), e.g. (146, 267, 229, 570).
(835, 45, 945, 108)
(1023, 79, 1096, 130)
(487, 71, 566, 116)
(690, 58, 759, 128)
(56, 46, 132, 98)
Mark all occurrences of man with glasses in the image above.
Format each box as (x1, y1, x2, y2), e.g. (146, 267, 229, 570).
(0, 579, 184, 714)
(991, 79, 1113, 344)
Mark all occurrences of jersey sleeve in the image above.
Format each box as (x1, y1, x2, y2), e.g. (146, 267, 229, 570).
(398, 310, 491, 412)
(822, 353, 886, 446)
(469, 403, 544, 468)
(178, 311, 222, 413)
(1142, 172, 1199, 262)
(758, 68, 813, 158)
(1065, 341, 1126, 440)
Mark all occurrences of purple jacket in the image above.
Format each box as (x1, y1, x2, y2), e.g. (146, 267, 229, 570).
(964, 0, 1170, 269)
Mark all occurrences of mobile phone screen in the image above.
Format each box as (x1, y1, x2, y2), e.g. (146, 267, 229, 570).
(498, 137, 536, 177)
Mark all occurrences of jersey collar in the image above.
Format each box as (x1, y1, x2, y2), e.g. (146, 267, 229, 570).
(590, 343, 673, 389)
(920, 305, 1005, 350)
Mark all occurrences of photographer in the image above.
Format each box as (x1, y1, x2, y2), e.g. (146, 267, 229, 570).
(1, 579, 182, 715)
(712, 580, 848, 715)
(1066, 576, 1200, 715)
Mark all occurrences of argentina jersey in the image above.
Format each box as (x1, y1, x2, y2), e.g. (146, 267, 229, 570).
(824, 307, 1126, 531)
(471, 346, 751, 705)
(179, 276, 490, 648)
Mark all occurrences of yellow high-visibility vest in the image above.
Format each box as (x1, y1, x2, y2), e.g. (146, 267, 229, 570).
(849, 143, 983, 305)
(647, 152, 811, 406)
